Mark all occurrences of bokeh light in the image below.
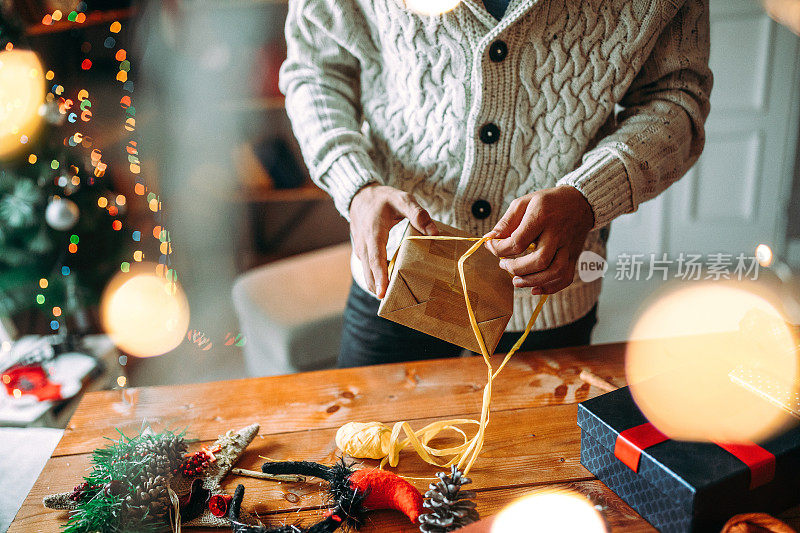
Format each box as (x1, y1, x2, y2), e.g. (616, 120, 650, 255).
(762, 0, 800, 34)
(491, 490, 606, 533)
(626, 282, 798, 443)
(0, 50, 45, 159)
(100, 264, 190, 357)
(404, 0, 461, 16)
(756, 243, 774, 268)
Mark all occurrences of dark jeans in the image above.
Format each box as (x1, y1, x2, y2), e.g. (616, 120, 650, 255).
(338, 281, 598, 368)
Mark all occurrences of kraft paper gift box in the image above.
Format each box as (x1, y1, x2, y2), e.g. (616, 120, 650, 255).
(578, 386, 800, 532)
(377, 221, 513, 354)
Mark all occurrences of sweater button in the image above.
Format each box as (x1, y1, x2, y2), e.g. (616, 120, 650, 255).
(479, 123, 500, 144)
(471, 199, 491, 219)
(489, 40, 508, 62)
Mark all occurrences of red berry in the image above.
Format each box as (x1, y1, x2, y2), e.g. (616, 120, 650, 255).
(201, 461, 209, 468)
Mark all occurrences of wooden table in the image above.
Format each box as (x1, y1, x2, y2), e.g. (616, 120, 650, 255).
(10, 340, 800, 532)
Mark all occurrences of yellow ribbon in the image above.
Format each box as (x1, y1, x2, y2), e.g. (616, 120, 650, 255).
(336, 233, 548, 474)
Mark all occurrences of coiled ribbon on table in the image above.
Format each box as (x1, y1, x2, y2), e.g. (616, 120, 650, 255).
(336, 234, 549, 475)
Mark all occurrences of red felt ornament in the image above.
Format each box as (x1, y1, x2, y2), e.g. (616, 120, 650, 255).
(227, 460, 425, 533)
(348, 468, 424, 523)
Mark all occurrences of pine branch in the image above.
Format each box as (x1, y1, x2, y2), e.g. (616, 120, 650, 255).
(61, 426, 186, 533)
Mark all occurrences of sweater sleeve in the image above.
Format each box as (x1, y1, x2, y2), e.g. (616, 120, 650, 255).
(279, 0, 381, 219)
(557, 0, 713, 230)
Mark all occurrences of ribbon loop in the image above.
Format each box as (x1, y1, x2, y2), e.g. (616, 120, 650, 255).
(336, 233, 548, 474)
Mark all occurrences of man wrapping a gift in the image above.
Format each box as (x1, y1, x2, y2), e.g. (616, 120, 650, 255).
(279, 0, 712, 367)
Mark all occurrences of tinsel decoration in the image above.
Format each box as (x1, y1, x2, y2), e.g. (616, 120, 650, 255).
(419, 466, 479, 533)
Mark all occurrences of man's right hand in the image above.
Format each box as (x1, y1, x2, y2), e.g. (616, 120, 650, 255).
(349, 184, 438, 299)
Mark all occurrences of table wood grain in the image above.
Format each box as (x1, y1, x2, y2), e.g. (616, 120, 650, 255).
(10, 339, 800, 532)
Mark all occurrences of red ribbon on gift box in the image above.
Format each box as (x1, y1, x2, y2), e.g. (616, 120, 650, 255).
(613, 422, 776, 489)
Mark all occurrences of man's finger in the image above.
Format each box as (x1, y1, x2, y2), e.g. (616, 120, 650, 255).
(389, 192, 437, 236)
(498, 231, 558, 277)
(535, 274, 574, 295)
(360, 248, 376, 295)
(511, 246, 571, 288)
(491, 205, 544, 258)
(369, 235, 389, 299)
(491, 198, 526, 238)
(486, 199, 526, 255)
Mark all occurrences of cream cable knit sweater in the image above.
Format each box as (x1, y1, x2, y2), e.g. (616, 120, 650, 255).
(279, 0, 712, 331)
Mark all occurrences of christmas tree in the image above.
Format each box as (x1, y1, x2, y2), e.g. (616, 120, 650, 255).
(0, 5, 127, 333)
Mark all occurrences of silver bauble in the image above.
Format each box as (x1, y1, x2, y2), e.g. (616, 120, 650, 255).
(45, 198, 79, 231)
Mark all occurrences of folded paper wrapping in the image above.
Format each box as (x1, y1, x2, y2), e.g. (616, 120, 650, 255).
(378, 222, 513, 354)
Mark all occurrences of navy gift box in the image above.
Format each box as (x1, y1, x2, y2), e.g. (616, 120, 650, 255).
(577, 386, 800, 532)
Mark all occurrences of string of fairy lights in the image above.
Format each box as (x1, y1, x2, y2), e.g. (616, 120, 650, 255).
(24, 6, 177, 334)
(2, 4, 245, 373)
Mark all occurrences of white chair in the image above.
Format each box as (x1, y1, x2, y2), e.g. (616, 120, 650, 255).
(232, 242, 352, 375)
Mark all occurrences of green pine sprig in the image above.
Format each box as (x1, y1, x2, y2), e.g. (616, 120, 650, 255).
(63, 426, 188, 533)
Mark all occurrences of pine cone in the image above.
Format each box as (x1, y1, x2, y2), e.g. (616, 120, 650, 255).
(124, 474, 170, 520)
(121, 434, 186, 524)
(419, 466, 479, 533)
(134, 434, 186, 469)
(132, 434, 187, 484)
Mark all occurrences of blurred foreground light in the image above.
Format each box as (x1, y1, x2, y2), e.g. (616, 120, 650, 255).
(101, 264, 190, 357)
(491, 490, 606, 533)
(626, 282, 798, 443)
(0, 50, 45, 159)
(405, 0, 461, 16)
(756, 244, 774, 268)
(762, 0, 800, 34)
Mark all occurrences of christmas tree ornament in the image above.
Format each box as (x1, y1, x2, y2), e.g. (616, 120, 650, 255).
(45, 197, 80, 230)
(419, 466, 479, 532)
(208, 494, 233, 518)
(226, 459, 424, 533)
(43, 423, 261, 531)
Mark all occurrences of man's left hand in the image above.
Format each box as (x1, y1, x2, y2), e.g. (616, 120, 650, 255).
(486, 186, 595, 295)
